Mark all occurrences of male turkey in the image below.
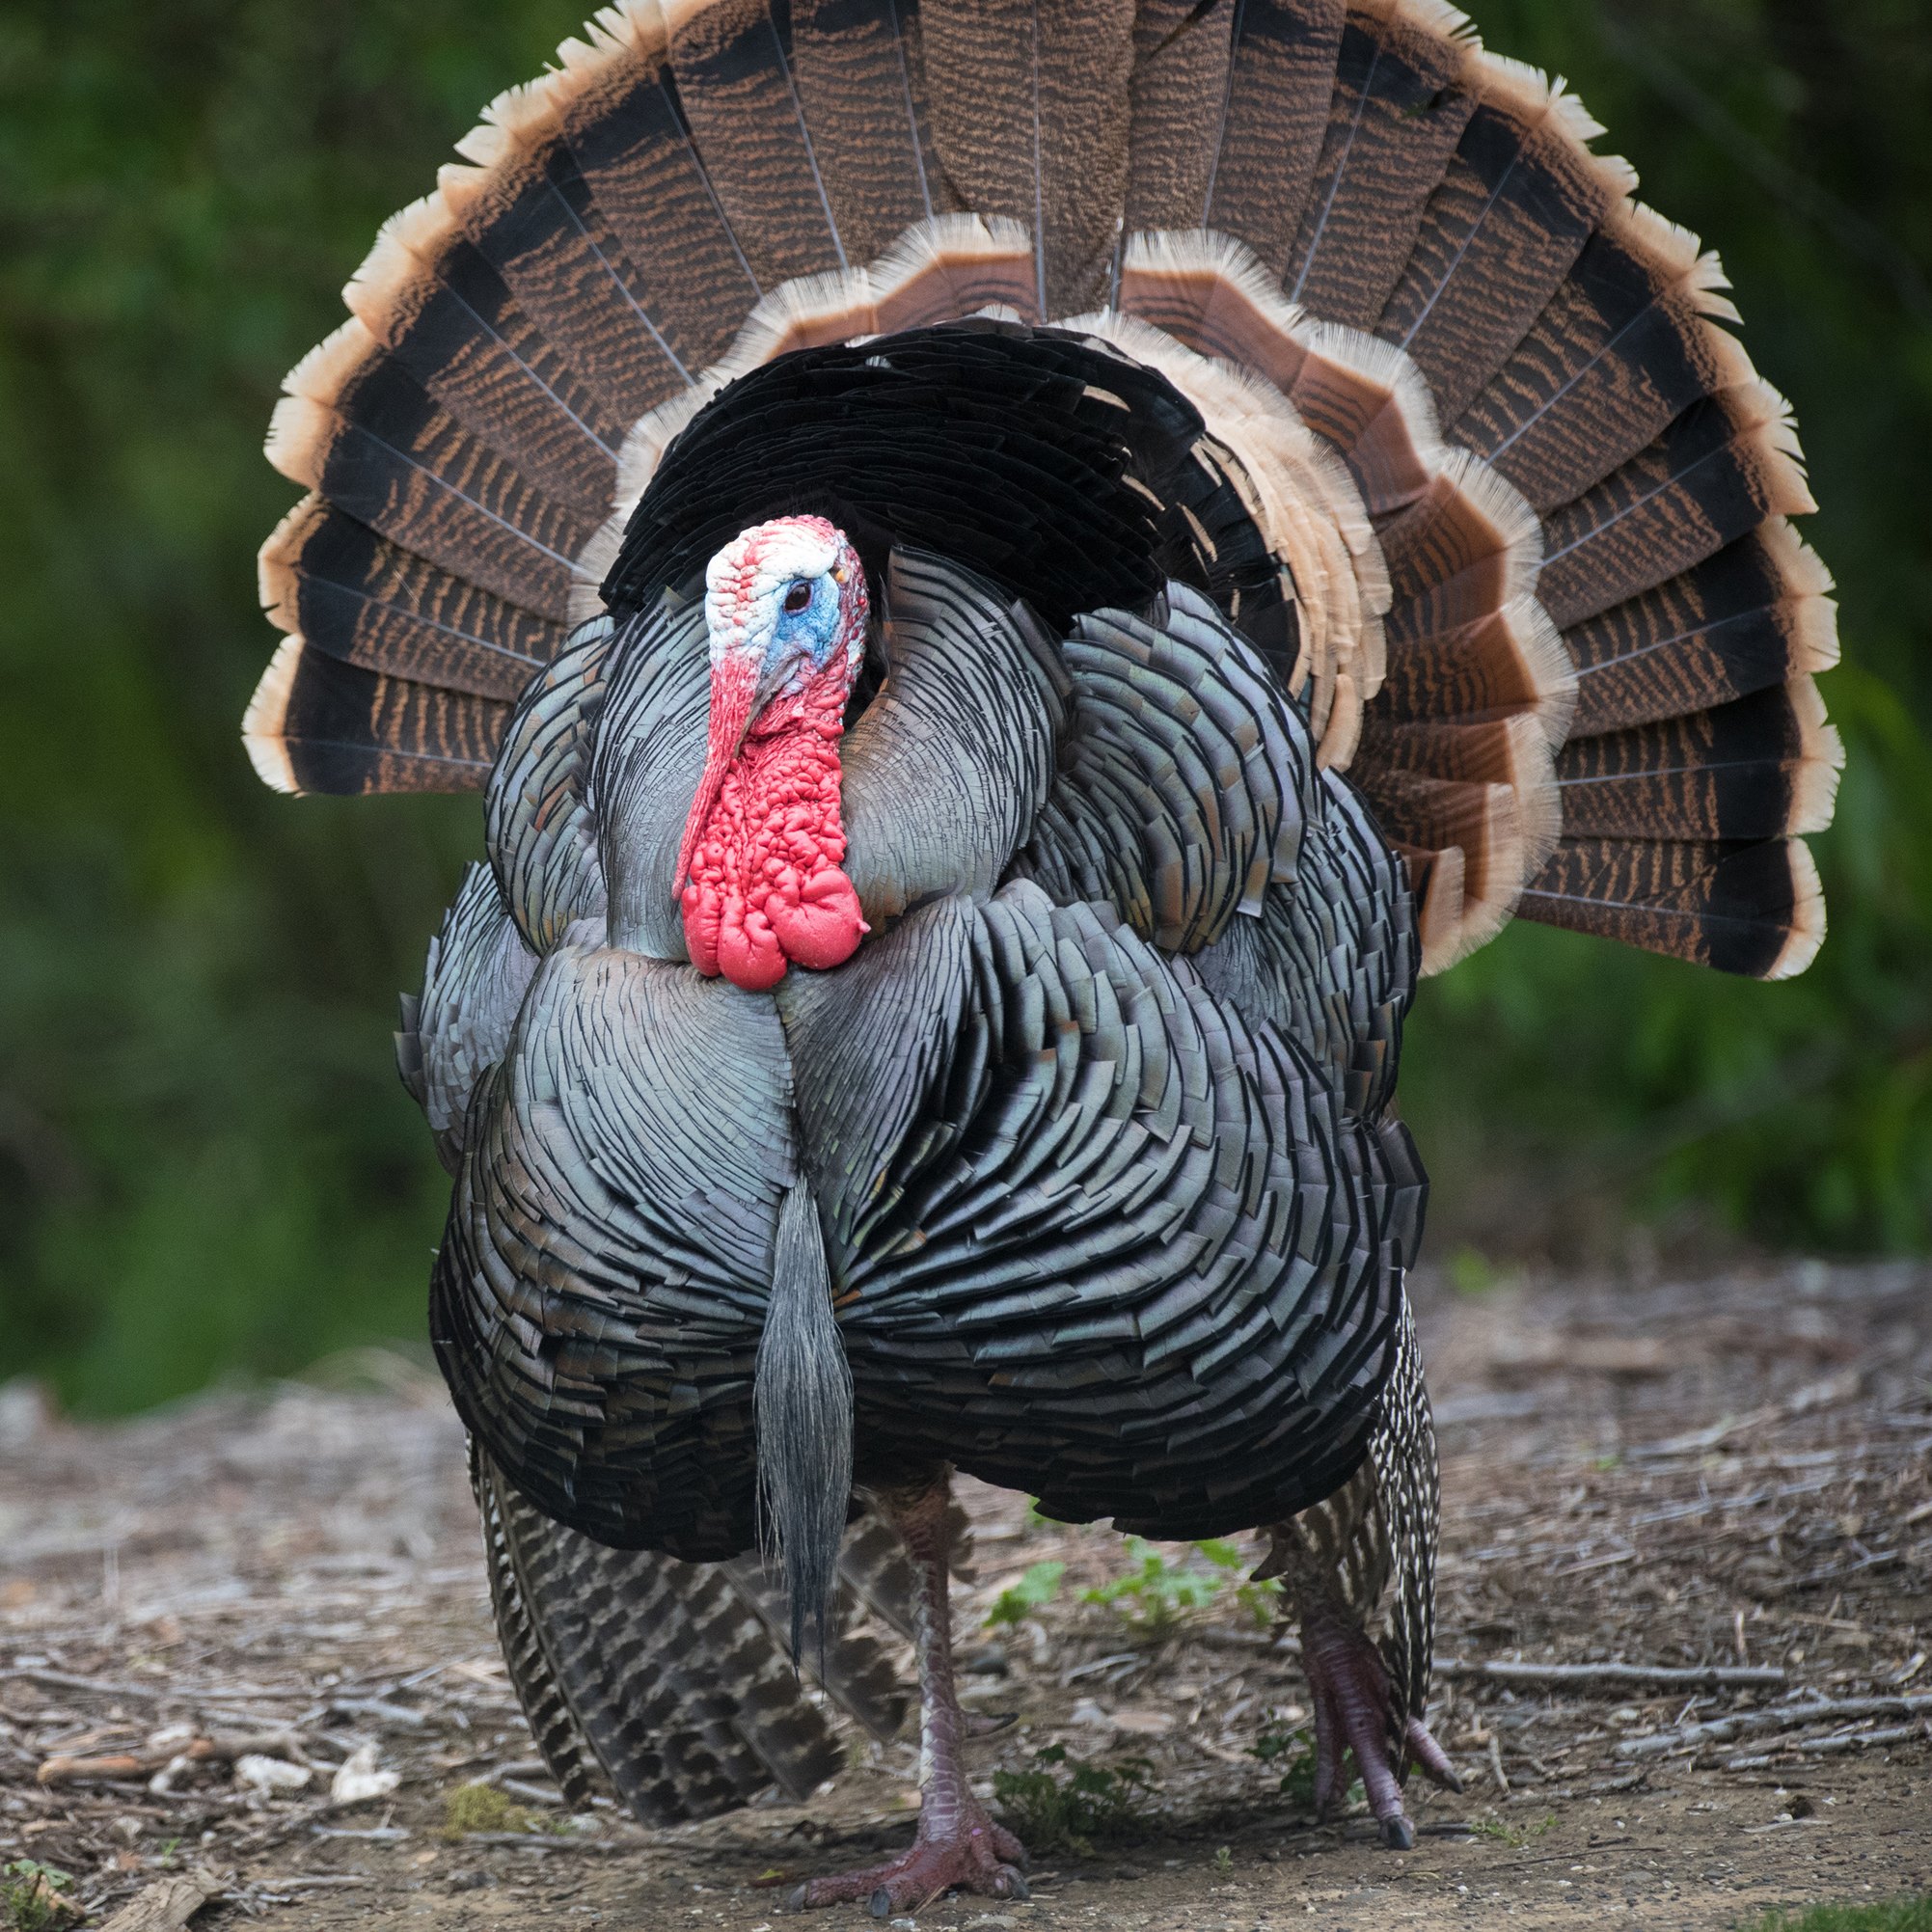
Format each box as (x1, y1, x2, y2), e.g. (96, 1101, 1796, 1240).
(243, 0, 1840, 1909)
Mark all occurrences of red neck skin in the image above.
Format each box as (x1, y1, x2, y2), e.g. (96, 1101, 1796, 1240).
(678, 654, 866, 992)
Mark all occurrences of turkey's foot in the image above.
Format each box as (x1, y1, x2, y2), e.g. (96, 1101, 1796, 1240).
(1300, 1599, 1461, 1850)
(786, 1805, 1027, 1916)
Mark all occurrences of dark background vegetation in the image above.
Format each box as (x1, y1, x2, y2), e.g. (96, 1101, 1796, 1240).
(1, 0, 1926, 1414)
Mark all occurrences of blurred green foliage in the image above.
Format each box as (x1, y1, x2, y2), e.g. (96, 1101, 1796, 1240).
(0, 0, 1926, 1414)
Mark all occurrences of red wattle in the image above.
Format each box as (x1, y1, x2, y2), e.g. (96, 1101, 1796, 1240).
(677, 661, 866, 992)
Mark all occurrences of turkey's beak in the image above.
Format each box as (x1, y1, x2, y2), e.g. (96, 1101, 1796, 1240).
(674, 651, 758, 908)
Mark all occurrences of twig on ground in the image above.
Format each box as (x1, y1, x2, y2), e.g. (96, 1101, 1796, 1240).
(1435, 1659, 1786, 1692)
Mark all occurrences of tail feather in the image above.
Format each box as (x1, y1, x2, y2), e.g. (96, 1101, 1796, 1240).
(792, 0, 941, 257)
(1537, 382, 1814, 632)
(1283, 0, 1477, 326)
(1205, 0, 1347, 279)
(921, 0, 1136, 317)
(1452, 204, 1750, 512)
(1377, 61, 1632, 422)
(1520, 833, 1825, 981)
(441, 96, 690, 422)
(1565, 522, 1837, 738)
(1554, 679, 1842, 843)
(343, 195, 623, 520)
(663, 0, 851, 284)
(266, 323, 585, 618)
(1122, 0, 1235, 239)
(548, 15, 762, 364)
(259, 496, 564, 702)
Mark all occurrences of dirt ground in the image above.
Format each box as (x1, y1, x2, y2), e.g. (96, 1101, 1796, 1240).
(3, 1259, 1928, 1931)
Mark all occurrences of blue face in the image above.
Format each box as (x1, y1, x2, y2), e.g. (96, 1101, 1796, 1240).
(765, 573, 839, 681)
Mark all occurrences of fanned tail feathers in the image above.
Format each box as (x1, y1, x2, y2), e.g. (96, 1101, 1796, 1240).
(247, 0, 1838, 978)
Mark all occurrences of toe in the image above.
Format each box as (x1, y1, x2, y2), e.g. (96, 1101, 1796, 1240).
(1405, 1715, 1463, 1793)
(1378, 1813, 1417, 1852)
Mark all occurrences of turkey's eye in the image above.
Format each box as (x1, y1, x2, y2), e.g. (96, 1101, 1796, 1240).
(783, 579, 814, 615)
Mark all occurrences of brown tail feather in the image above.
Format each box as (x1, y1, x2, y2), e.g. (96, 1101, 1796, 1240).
(1451, 204, 1750, 513)
(1519, 833, 1824, 980)
(1205, 0, 1347, 278)
(1553, 680, 1841, 843)
(547, 14, 762, 366)
(1565, 522, 1837, 738)
(1282, 0, 1476, 326)
(266, 325, 588, 620)
(343, 196, 624, 521)
(920, 0, 1135, 317)
(243, 639, 504, 797)
(1375, 62, 1633, 422)
(1122, 0, 1234, 239)
(1537, 381, 1814, 632)
(792, 0, 942, 259)
(662, 0, 851, 284)
(440, 96, 692, 423)
(259, 496, 567, 703)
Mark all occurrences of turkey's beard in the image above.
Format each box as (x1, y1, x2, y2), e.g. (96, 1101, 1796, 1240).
(677, 655, 867, 993)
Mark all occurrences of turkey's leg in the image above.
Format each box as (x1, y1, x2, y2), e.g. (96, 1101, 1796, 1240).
(790, 1471, 1026, 1916)
(1297, 1585, 1460, 1849)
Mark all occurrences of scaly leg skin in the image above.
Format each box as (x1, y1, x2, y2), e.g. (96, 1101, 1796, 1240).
(1299, 1593, 1462, 1850)
(790, 1472, 1027, 1917)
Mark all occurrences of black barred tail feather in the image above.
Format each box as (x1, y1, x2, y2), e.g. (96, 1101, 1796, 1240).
(756, 1183, 856, 1663)
(473, 1442, 914, 1822)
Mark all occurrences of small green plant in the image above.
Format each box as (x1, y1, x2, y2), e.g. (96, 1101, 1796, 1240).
(1470, 1811, 1557, 1848)
(1742, 1902, 1932, 1932)
(1082, 1538, 1225, 1631)
(990, 1745, 1156, 1855)
(1249, 1727, 1366, 1814)
(441, 1781, 565, 1840)
(984, 1559, 1066, 1628)
(2, 1862, 76, 1932)
(1212, 1844, 1234, 1873)
(1192, 1536, 1283, 1626)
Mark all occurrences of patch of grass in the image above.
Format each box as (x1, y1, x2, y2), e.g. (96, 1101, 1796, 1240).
(983, 1559, 1066, 1629)
(1741, 1901, 1932, 1932)
(1083, 1537, 1258, 1632)
(991, 1745, 1156, 1855)
(441, 1781, 563, 1840)
(1470, 1811, 1557, 1848)
(2, 1862, 76, 1932)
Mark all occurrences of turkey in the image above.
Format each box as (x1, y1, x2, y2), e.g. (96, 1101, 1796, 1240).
(242, 0, 1841, 1909)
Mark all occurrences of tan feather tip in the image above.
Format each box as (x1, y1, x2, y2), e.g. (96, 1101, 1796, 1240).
(1787, 678, 1847, 836)
(263, 393, 334, 490)
(242, 637, 304, 796)
(1728, 381, 1816, 517)
(1467, 54, 1611, 155)
(256, 493, 326, 631)
(1499, 593, 1580, 748)
(1385, 0, 1482, 53)
(1613, 201, 1708, 286)
(1408, 844, 1474, 978)
(1765, 837, 1827, 980)
(344, 195, 460, 323)
(1760, 522, 1841, 673)
(584, 0, 662, 60)
(282, 315, 373, 401)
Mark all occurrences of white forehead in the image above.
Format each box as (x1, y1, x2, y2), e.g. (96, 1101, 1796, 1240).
(704, 519, 839, 613)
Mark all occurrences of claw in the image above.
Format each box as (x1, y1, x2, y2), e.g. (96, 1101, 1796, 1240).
(1405, 1714, 1463, 1793)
